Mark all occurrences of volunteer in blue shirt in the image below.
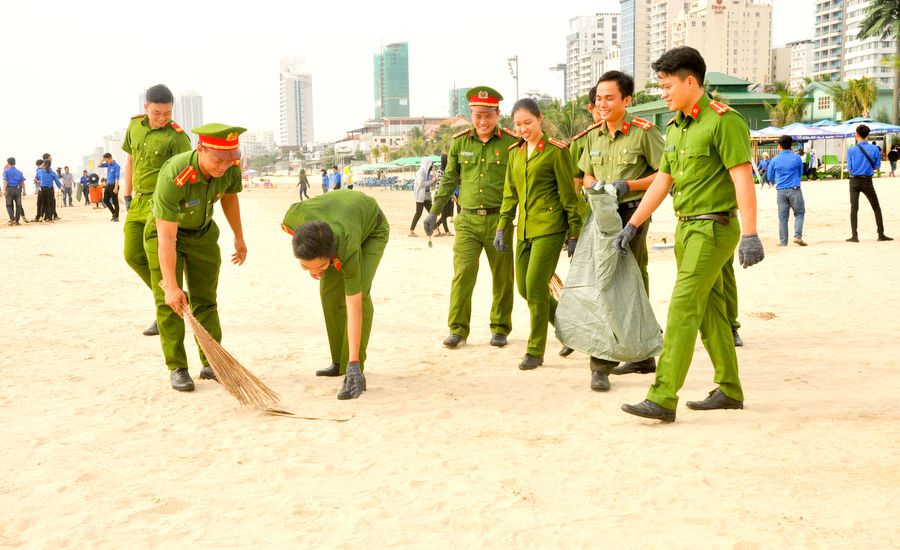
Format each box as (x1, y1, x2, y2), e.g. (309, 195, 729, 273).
(766, 135, 807, 247)
(79, 170, 91, 205)
(845, 125, 891, 242)
(99, 152, 121, 222)
(756, 153, 770, 189)
(3, 158, 29, 225)
(34, 160, 61, 222)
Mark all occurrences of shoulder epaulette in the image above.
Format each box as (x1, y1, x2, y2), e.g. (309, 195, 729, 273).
(452, 128, 471, 139)
(508, 139, 523, 151)
(571, 121, 602, 142)
(547, 138, 568, 149)
(631, 117, 653, 130)
(173, 165, 197, 188)
(170, 121, 185, 133)
(131, 113, 145, 119)
(709, 101, 730, 115)
(502, 127, 518, 138)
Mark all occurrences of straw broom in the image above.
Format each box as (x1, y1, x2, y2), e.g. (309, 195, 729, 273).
(183, 308, 280, 408)
(549, 272, 565, 301)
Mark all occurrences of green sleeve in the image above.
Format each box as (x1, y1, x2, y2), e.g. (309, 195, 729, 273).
(431, 138, 460, 214)
(555, 148, 581, 237)
(173, 132, 192, 155)
(224, 166, 243, 194)
(152, 163, 184, 222)
(578, 141, 594, 177)
(341, 251, 362, 295)
(570, 141, 584, 178)
(122, 121, 134, 155)
(714, 113, 752, 170)
(659, 138, 672, 175)
(644, 126, 665, 171)
(497, 149, 518, 232)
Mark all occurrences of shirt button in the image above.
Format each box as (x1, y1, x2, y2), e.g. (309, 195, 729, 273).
(677, 192, 682, 196)
(681, 150, 685, 153)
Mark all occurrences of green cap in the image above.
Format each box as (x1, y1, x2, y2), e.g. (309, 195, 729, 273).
(466, 86, 503, 108)
(193, 123, 247, 161)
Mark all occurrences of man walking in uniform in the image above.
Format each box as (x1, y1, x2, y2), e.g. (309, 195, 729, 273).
(615, 47, 764, 423)
(423, 86, 519, 348)
(579, 70, 665, 390)
(122, 84, 192, 336)
(99, 153, 121, 222)
(846, 125, 892, 243)
(282, 192, 390, 400)
(144, 124, 247, 392)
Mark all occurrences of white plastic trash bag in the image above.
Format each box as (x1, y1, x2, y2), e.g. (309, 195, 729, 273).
(555, 185, 663, 362)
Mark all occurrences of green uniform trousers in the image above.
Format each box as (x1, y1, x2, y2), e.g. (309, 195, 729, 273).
(144, 220, 222, 371)
(124, 194, 154, 289)
(448, 211, 514, 339)
(723, 256, 740, 331)
(320, 220, 389, 375)
(515, 231, 566, 358)
(647, 220, 744, 410)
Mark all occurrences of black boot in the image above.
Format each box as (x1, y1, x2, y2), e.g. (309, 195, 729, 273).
(170, 368, 195, 392)
(316, 363, 341, 377)
(518, 354, 543, 370)
(198, 366, 217, 381)
(611, 357, 656, 375)
(443, 333, 466, 348)
(143, 320, 159, 336)
(621, 400, 675, 422)
(589, 357, 615, 391)
(490, 333, 508, 347)
(685, 388, 743, 410)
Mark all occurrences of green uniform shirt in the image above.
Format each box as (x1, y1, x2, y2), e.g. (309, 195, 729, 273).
(152, 151, 242, 230)
(660, 94, 752, 218)
(431, 126, 519, 214)
(499, 135, 582, 240)
(281, 191, 385, 296)
(578, 114, 665, 204)
(122, 115, 192, 194)
(569, 122, 601, 180)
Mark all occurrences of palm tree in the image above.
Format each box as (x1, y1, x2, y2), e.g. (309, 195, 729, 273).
(856, 0, 900, 124)
(848, 76, 878, 117)
(765, 92, 808, 127)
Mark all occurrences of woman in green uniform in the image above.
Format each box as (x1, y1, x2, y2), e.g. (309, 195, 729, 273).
(495, 99, 582, 370)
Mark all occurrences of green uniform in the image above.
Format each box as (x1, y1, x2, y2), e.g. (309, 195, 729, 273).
(121, 115, 192, 289)
(647, 95, 751, 409)
(282, 191, 389, 374)
(579, 114, 665, 294)
(431, 126, 519, 339)
(144, 150, 242, 371)
(499, 135, 582, 358)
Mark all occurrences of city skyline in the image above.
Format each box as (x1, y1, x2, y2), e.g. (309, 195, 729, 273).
(2, 0, 817, 167)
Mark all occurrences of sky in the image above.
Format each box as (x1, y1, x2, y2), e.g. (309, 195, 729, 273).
(1, 0, 814, 169)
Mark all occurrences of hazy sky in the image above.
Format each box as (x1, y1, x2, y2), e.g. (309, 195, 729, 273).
(2, 0, 814, 168)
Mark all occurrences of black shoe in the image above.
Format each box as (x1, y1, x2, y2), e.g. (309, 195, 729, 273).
(316, 363, 341, 377)
(518, 354, 543, 370)
(559, 346, 575, 357)
(846, 236, 859, 243)
(621, 399, 675, 422)
(170, 368, 195, 392)
(443, 333, 466, 348)
(590, 357, 615, 391)
(489, 333, 507, 347)
(878, 234, 893, 241)
(611, 357, 655, 375)
(732, 330, 743, 347)
(198, 366, 217, 381)
(142, 320, 159, 336)
(685, 388, 743, 411)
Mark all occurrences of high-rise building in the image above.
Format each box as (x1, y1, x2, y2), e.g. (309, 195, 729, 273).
(103, 131, 128, 169)
(813, 0, 844, 80)
(137, 92, 146, 113)
(279, 57, 314, 147)
(842, 0, 895, 88)
(176, 91, 204, 147)
(620, 0, 653, 89)
(448, 87, 471, 117)
(770, 45, 791, 86)
(565, 13, 619, 101)
(374, 42, 410, 118)
(648, 1, 691, 71)
(670, 0, 772, 86)
(788, 39, 814, 92)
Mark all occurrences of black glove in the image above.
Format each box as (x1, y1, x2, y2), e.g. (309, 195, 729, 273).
(124, 195, 132, 211)
(612, 179, 630, 199)
(566, 237, 577, 258)
(422, 212, 437, 236)
(493, 230, 508, 253)
(738, 233, 765, 268)
(339, 361, 366, 400)
(614, 223, 638, 256)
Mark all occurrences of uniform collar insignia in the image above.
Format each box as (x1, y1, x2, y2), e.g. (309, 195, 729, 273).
(331, 256, 342, 271)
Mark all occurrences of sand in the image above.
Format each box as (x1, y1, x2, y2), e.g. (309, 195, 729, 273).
(1, 178, 898, 548)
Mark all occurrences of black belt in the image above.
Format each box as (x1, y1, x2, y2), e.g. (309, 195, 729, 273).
(461, 207, 500, 216)
(678, 209, 738, 225)
(618, 199, 641, 211)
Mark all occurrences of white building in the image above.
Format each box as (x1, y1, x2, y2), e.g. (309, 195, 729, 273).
(842, 0, 895, 88)
(649, 1, 691, 73)
(279, 57, 315, 148)
(670, 0, 773, 86)
(770, 45, 791, 86)
(813, 0, 845, 80)
(566, 13, 619, 101)
(788, 39, 814, 92)
(620, 0, 652, 89)
(102, 130, 128, 174)
(240, 131, 276, 158)
(176, 91, 204, 146)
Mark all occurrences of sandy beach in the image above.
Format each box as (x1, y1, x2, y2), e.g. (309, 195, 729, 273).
(1, 178, 898, 548)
